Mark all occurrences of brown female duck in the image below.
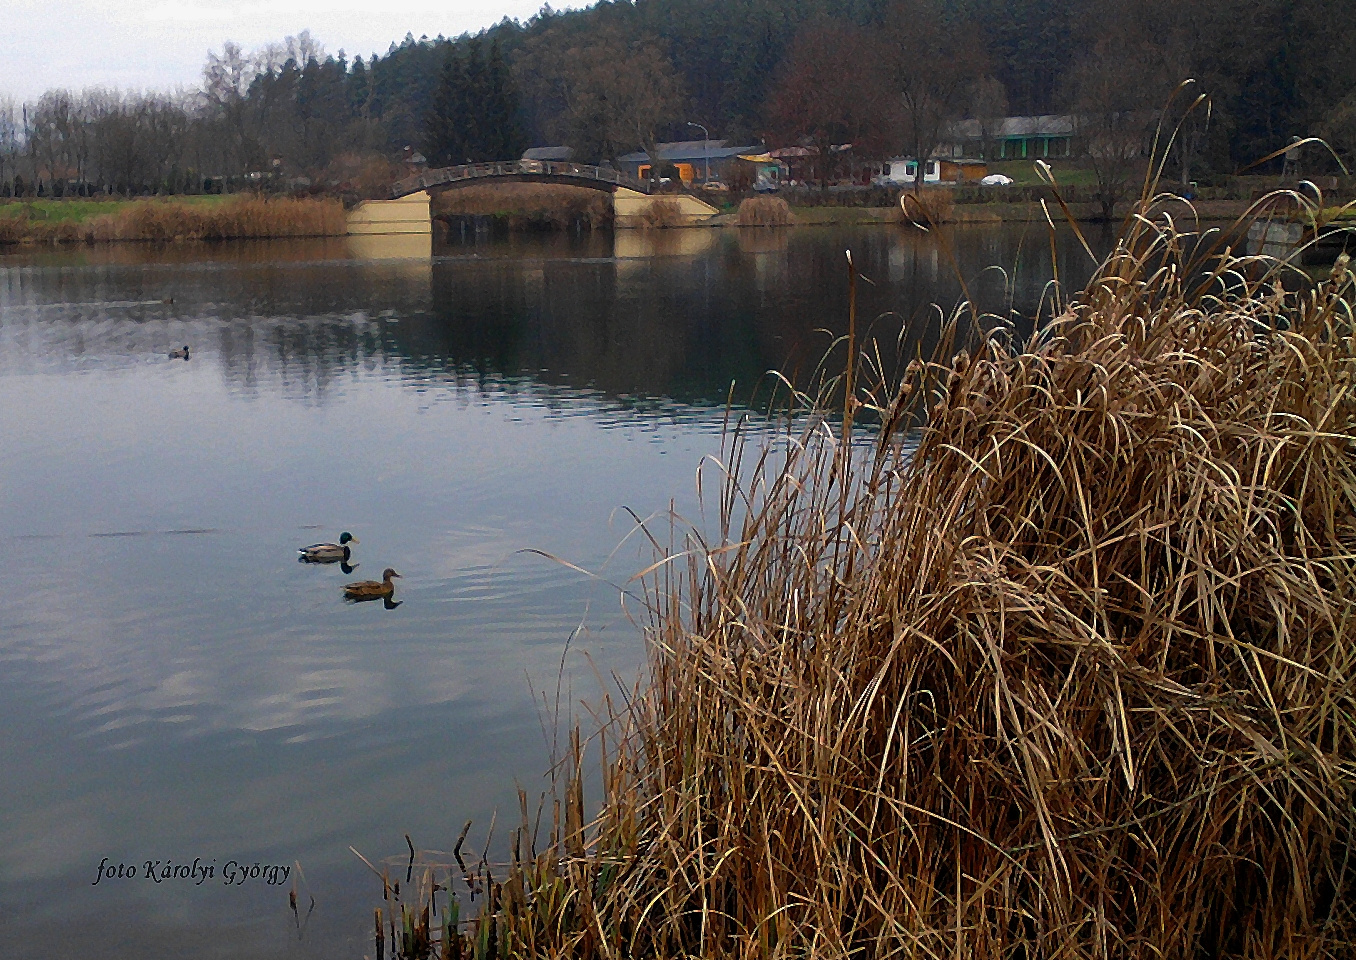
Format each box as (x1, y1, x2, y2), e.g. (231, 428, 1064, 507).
(342, 567, 401, 601)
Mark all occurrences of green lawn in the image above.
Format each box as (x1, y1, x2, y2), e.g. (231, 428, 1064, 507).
(983, 160, 1100, 187)
(0, 196, 233, 223)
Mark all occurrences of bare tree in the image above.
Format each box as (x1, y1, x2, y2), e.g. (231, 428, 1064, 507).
(766, 20, 893, 188)
(969, 75, 1009, 162)
(30, 90, 81, 193)
(1064, 44, 1167, 220)
(0, 97, 20, 192)
(1322, 92, 1356, 171)
(519, 25, 682, 180)
(884, 0, 985, 192)
(203, 42, 257, 175)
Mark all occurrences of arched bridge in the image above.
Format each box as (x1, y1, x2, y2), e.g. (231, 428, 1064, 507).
(390, 160, 651, 199)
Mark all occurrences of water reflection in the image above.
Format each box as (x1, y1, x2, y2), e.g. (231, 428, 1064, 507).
(1, 223, 1108, 410)
(345, 233, 433, 262)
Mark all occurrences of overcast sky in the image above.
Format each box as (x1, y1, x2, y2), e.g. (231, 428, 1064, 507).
(2, 0, 585, 102)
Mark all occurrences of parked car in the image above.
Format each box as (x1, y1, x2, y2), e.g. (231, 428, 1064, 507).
(979, 174, 1014, 186)
(752, 177, 779, 193)
(701, 180, 730, 193)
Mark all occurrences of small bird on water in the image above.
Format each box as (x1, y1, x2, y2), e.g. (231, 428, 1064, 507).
(298, 532, 359, 564)
(343, 568, 401, 601)
(168, 345, 190, 360)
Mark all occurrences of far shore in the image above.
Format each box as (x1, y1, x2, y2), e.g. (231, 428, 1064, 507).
(0, 193, 1273, 247)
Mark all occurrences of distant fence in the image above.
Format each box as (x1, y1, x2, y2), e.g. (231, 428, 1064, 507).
(391, 160, 650, 198)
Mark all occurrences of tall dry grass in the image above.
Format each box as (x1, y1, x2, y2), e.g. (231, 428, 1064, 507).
(387, 196, 1356, 960)
(0, 196, 345, 244)
(431, 183, 613, 230)
(639, 198, 687, 229)
(87, 197, 345, 241)
(900, 188, 955, 225)
(738, 196, 795, 226)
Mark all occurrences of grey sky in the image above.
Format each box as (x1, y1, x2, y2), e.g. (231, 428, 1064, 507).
(2, 0, 582, 102)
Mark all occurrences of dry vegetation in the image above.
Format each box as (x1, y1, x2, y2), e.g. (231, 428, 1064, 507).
(638, 198, 687, 229)
(431, 183, 613, 230)
(737, 196, 796, 226)
(899, 188, 956, 226)
(380, 198, 1356, 960)
(0, 196, 346, 244)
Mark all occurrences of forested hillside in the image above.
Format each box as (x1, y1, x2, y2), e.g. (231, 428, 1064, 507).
(3, 0, 1355, 195)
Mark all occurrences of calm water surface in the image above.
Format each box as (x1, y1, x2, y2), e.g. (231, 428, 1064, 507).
(0, 223, 1103, 958)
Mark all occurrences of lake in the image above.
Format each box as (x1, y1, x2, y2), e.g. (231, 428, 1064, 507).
(0, 222, 1106, 958)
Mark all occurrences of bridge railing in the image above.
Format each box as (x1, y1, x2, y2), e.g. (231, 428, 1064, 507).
(391, 160, 649, 198)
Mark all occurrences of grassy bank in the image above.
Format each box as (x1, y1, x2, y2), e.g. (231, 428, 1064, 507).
(382, 196, 1356, 959)
(783, 198, 1253, 225)
(0, 196, 346, 244)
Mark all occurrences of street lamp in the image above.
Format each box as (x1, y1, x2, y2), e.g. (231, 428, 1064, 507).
(686, 121, 710, 183)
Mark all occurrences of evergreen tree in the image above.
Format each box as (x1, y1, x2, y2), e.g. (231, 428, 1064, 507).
(462, 38, 488, 160)
(484, 38, 525, 160)
(424, 43, 466, 166)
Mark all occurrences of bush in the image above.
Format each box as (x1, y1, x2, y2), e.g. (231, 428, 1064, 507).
(898, 188, 954, 224)
(639, 198, 685, 229)
(736, 196, 795, 226)
(431, 183, 612, 230)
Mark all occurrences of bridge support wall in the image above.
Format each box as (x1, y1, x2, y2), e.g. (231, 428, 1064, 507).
(613, 188, 719, 228)
(346, 191, 432, 235)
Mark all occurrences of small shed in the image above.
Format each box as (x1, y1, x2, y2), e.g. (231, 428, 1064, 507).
(885, 158, 943, 184)
(940, 159, 988, 182)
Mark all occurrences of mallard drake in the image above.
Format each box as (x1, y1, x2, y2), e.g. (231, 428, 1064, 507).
(169, 345, 190, 359)
(299, 532, 358, 563)
(343, 568, 401, 601)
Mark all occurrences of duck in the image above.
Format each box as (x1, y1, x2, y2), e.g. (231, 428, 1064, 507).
(169, 345, 190, 360)
(298, 532, 358, 563)
(343, 568, 401, 601)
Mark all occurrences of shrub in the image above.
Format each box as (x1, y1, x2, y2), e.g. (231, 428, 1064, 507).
(736, 196, 795, 226)
(431, 183, 612, 230)
(899, 187, 955, 225)
(639, 198, 685, 229)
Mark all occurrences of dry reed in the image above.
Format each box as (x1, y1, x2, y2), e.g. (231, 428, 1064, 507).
(432, 183, 613, 230)
(401, 194, 1356, 960)
(87, 197, 345, 241)
(639, 198, 686, 229)
(0, 196, 345, 244)
(738, 196, 796, 227)
(900, 188, 955, 225)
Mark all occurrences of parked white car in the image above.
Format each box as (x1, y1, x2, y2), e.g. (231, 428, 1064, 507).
(979, 174, 1015, 186)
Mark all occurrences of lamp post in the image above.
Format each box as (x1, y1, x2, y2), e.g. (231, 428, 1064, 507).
(686, 121, 710, 183)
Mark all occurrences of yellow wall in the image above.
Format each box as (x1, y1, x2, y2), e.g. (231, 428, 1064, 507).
(346, 191, 432, 235)
(612, 187, 719, 228)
